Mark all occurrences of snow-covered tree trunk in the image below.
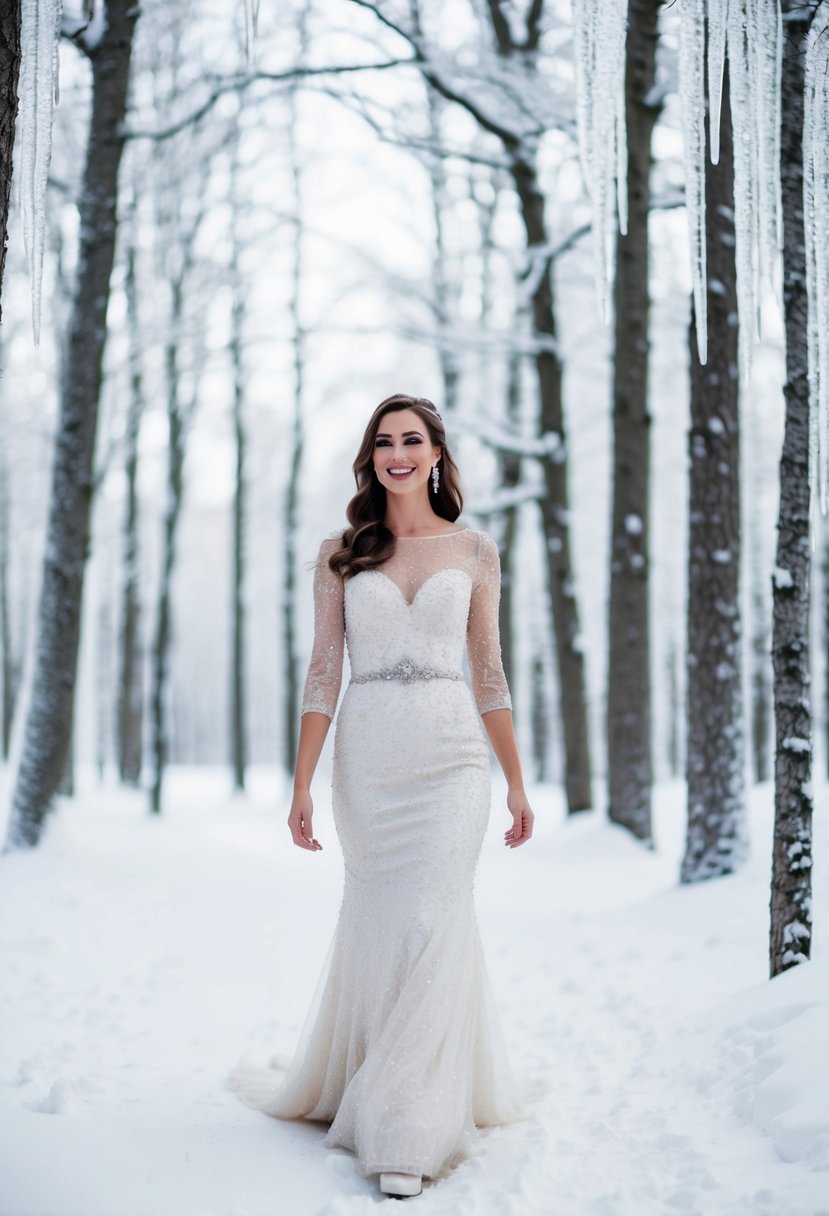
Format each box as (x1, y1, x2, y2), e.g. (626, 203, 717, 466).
(681, 50, 747, 884)
(282, 18, 308, 776)
(4, 0, 138, 850)
(769, 0, 814, 977)
(606, 0, 661, 845)
(666, 636, 681, 778)
(498, 341, 522, 711)
(512, 151, 593, 813)
(117, 218, 144, 787)
(423, 86, 460, 415)
(0, 435, 13, 759)
(0, 0, 21, 321)
(229, 119, 248, 793)
(823, 528, 828, 779)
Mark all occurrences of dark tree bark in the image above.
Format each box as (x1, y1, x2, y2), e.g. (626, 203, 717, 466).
(769, 2, 814, 977)
(4, 0, 138, 850)
(681, 51, 747, 883)
(511, 154, 593, 812)
(379, 0, 593, 812)
(530, 650, 552, 783)
(149, 287, 184, 815)
(750, 507, 771, 784)
(606, 0, 661, 844)
(118, 224, 145, 786)
(0, 0, 21, 322)
(499, 348, 522, 703)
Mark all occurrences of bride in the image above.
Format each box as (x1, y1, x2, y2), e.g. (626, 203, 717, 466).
(229, 393, 535, 1199)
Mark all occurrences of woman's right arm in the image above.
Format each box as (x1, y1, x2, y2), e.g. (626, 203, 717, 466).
(288, 537, 345, 852)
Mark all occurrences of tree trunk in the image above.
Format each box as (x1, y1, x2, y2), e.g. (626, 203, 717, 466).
(118, 228, 145, 786)
(666, 634, 681, 778)
(227, 187, 246, 787)
(149, 282, 186, 815)
(0, 436, 13, 758)
(424, 87, 460, 415)
(750, 511, 771, 784)
(511, 154, 593, 813)
(681, 51, 747, 883)
(282, 52, 307, 776)
(607, 0, 660, 844)
(0, 0, 21, 322)
(769, 3, 813, 977)
(499, 349, 521, 704)
(824, 528, 828, 780)
(4, 0, 138, 850)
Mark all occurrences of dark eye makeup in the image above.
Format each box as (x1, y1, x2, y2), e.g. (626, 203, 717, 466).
(375, 437, 423, 446)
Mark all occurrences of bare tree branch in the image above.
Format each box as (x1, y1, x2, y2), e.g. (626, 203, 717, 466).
(123, 59, 415, 141)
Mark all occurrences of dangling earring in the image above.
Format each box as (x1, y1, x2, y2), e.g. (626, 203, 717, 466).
(431, 462, 440, 494)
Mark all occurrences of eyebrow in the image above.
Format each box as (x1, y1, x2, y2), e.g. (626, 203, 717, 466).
(376, 430, 424, 438)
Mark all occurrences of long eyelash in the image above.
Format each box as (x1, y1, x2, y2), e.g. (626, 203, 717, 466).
(375, 438, 423, 446)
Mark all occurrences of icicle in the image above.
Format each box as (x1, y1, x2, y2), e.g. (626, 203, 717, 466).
(18, 0, 63, 348)
(570, 0, 628, 325)
(707, 0, 728, 165)
(803, 14, 829, 517)
(753, 0, 783, 278)
(724, 0, 783, 386)
(726, 0, 757, 384)
(242, 0, 260, 65)
(679, 0, 707, 363)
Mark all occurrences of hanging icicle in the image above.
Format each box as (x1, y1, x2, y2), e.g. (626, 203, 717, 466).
(724, 0, 782, 385)
(18, 0, 64, 348)
(803, 7, 829, 517)
(678, 0, 708, 364)
(242, 0, 260, 65)
(571, 0, 628, 324)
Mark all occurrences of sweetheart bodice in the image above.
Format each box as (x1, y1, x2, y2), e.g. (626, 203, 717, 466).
(299, 527, 513, 719)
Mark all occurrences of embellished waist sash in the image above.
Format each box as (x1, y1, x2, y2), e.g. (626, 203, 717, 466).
(350, 657, 464, 685)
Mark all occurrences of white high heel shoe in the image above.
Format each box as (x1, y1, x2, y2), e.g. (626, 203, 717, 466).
(379, 1171, 423, 1198)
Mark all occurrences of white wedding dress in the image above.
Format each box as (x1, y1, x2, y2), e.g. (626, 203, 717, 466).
(228, 525, 526, 1180)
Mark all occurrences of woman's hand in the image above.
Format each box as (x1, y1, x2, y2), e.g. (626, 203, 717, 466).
(288, 787, 323, 852)
(504, 786, 534, 848)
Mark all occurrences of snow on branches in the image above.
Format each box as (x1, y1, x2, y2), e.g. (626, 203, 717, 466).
(18, 0, 63, 347)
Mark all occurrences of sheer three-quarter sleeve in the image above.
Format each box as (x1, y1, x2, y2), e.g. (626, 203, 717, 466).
(300, 537, 345, 720)
(467, 532, 513, 716)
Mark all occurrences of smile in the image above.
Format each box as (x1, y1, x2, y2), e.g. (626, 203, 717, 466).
(388, 468, 416, 478)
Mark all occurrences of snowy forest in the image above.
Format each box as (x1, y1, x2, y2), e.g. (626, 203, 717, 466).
(0, 2, 828, 1213)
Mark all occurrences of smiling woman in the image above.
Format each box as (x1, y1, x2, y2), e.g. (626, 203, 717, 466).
(229, 393, 535, 1199)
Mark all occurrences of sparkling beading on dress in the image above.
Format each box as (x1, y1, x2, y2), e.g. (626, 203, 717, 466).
(228, 526, 524, 1181)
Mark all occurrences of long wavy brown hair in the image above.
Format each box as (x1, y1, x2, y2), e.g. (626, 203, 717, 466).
(325, 393, 465, 581)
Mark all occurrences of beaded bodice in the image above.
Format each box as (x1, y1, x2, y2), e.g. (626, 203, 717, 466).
(300, 526, 512, 719)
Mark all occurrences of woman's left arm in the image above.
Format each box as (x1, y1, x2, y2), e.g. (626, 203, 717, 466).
(467, 533, 534, 847)
(480, 709, 534, 847)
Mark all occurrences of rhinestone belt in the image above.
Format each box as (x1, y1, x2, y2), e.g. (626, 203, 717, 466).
(350, 657, 464, 685)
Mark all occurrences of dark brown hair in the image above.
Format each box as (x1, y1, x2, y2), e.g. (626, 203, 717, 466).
(327, 393, 464, 580)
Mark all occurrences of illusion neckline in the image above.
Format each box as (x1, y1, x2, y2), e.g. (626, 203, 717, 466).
(392, 527, 470, 540)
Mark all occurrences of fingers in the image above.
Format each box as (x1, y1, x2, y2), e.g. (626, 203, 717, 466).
(288, 813, 323, 851)
(504, 810, 534, 848)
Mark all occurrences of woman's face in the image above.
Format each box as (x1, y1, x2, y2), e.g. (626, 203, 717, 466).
(372, 409, 441, 499)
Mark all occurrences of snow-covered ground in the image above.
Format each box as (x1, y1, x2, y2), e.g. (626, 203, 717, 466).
(0, 763, 826, 1216)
